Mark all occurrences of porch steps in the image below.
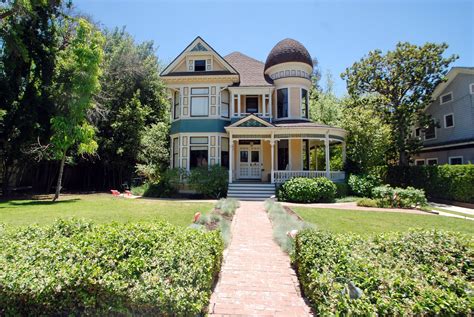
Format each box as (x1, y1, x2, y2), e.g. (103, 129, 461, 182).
(227, 183, 276, 201)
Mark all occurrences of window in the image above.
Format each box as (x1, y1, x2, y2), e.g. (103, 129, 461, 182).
(424, 125, 436, 140)
(173, 138, 179, 168)
(194, 60, 206, 71)
(190, 137, 208, 169)
(221, 137, 229, 168)
(191, 88, 209, 117)
(440, 92, 453, 105)
(221, 90, 229, 118)
(173, 91, 180, 119)
(415, 159, 425, 166)
(246, 96, 258, 114)
(303, 139, 310, 170)
(301, 89, 308, 118)
(240, 151, 248, 162)
(449, 156, 463, 165)
(426, 158, 438, 166)
(277, 88, 288, 118)
(277, 140, 289, 170)
(444, 114, 454, 128)
(415, 128, 421, 138)
(470, 83, 474, 94)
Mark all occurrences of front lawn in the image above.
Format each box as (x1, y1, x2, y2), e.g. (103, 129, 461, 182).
(0, 194, 214, 227)
(292, 207, 474, 236)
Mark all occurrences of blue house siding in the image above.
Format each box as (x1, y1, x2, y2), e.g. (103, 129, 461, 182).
(170, 119, 229, 134)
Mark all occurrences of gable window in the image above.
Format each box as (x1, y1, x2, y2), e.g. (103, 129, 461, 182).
(191, 87, 209, 117)
(173, 137, 179, 168)
(440, 92, 453, 105)
(301, 89, 309, 118)
(221, 137, 229, 168)
(444, 114, 454, 128)
(426, 158, 438, 166)
(246, 96, 258, 114)
(415, 159, 425, 166)
(277, 140, 289, 170)
(424, 125, 436, 140)
(449, 156, 463, 165)
(190, 137, 208, 169)
(173, 91, 180, 119)
(194, 60, 206, 71)
(277, 88, 289, 118)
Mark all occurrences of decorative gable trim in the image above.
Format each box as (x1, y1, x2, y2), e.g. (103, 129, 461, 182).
(160, 36, 239, 76)
(228, 114, 273, 128)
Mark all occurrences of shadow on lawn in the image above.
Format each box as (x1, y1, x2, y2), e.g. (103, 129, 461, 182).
(1, 199, 81, 207)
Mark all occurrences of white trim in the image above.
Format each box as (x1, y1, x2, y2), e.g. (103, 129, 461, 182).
(470, 83, 474, 94)
(424, 126, 437, 141)
(228, 113, 273, 128)
(439, 91, 453, 105)
(426, 158, 438, 165)
(421, 140, 474, 151)
(449, 156, 463, 165)
(444, 113, 454, 128)
(415, 159, 425, 166)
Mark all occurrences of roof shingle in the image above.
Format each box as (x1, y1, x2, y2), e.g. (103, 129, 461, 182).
(224, 52, 273, 87)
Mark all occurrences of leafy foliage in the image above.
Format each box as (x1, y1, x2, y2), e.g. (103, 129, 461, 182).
(0, 219, 224, 315)
(372, 185, 427, 208)
(342, 42, 457, 166)
(278, 177, 337, 203)
(356, 198, 378, 208)
(136, 122, 170, 182)
(347, 174, 382, 197)
(294, 229, 473, 315)
(188, 165, 228, 198)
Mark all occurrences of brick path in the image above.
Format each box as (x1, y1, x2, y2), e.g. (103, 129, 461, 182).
(209, 201, 312, 316)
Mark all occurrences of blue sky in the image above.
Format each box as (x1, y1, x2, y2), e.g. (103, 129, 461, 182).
(75, 0, 473, 96)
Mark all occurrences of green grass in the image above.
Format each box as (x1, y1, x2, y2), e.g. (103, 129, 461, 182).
(0, 194, 214, 227)
(430, 207, 474, 219)
(292, 207, 474, 236)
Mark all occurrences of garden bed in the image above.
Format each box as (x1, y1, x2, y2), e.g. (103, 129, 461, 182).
(0, 219, 224, 315)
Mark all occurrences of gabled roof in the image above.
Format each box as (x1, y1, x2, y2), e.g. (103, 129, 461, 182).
(224, 52, 273, 87)
(160, 36, 239, 76)
(432, 67, 474, 99)
(227, 114, 274, 128)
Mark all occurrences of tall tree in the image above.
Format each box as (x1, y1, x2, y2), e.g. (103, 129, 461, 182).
(310, 71, 342, 126)
(342, 42, 457, 166)
(50, 18, 104, 201)
(0, 0, 69, 195)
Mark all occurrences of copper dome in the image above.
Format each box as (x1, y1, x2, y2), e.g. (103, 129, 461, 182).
(264, 38, 313, 71)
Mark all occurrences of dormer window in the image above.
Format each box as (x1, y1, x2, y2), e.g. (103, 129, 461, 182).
(440, 92, 453, 105)
(194, 60, 206, 71)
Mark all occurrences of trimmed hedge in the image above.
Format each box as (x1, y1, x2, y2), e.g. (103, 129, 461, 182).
(278, 177, 337, 203)
(0, 219, 224, 315)
(372, 185, 427, 208)
(373, 165, 474, 203)
(294, 229, 473, 315)
(348, 173, 382, 197)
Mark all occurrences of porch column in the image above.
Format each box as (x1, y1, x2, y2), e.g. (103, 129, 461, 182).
(325, 132, 330, 178)
(269, 91, 273, 120)
(270, 139, 275, 183)
(262, 94, 266, 117)
(229, 137, 234, 183)
(230, 93, 235, 117)
(237, 94, 241, 117)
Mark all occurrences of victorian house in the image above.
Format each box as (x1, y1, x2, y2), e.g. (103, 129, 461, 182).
(160, 37, 347, 199)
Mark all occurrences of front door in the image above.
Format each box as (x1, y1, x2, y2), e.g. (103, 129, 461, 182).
(239, 144, 262, 179)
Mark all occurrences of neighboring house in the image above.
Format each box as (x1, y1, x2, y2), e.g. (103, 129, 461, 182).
(413, 67, 474, 166)
(160, 37, 347, 199)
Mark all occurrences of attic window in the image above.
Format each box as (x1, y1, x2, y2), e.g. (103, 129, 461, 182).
(194, 60, 206, 71)
(440, 92, 453, 105)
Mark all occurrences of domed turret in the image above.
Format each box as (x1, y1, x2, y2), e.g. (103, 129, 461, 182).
(264, 38, 312, 71)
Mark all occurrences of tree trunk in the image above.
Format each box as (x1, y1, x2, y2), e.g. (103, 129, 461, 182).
(53, 152, 66, 202)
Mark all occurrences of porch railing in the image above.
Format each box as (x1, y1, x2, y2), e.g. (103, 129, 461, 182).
(273, 170, 346, 183)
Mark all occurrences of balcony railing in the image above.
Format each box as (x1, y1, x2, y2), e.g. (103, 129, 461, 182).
(273, 170, 346, 183)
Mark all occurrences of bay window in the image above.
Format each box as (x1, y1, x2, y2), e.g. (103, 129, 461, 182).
(277, 88, 288, 118)
(191, 87, 209, 117)
(190, 137, 208, 169)
(301, 89, 308, 118)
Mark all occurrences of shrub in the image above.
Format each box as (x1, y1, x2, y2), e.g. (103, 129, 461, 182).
(188, 165, 228, 198)
(0, 219, 224, 315)
(335, 182, 349, 198)
(294, 229, 473, 315)
(215, 198, 240, 216)
(278, 177, 337, 203)
(372, 165, 474, 203)
(372, 185, 427, 208)
(356, 198, 378, 207)
(348, 173, 382, 197)
(131, 168, 185, 198)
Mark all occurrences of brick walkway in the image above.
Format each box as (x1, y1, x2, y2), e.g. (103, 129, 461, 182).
(209, 201, 312, 316)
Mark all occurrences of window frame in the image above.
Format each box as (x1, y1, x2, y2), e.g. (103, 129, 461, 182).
(415, 128, 421, 138)
(449, 156, 463, 165)
(190, 87, 209, 117)
(173, 137, 179, 168)
(426, 158, 438, 166)
(424, 125, 437, 140)
(173, 90, 180, 120)
(221, 90, 230, 118)
(194, 60, 206, 72)
(245, 96, 259, 114)
(415, 159, 425, 166)
(440, 91, 453, 105)
(470, 83, 474, 94)
(444, 113, 454, 128)
(220, 137, 229, 168)
(277, 88, 289, 119)
(277, 139, 289, 170)
(301, 88, 309, 119)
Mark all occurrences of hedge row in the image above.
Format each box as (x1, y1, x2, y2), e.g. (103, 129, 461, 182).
(277, 177, 337, 203)
(373, 165, 474, 203)
(294, 229, 473, 315)
(0, 219, 224, 315)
